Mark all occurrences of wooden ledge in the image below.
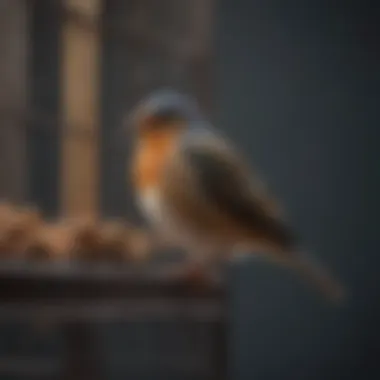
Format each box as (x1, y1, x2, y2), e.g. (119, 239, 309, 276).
(0, 260, 227, 322)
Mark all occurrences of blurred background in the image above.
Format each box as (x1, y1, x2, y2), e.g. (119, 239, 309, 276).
(0, 0, 379, 379)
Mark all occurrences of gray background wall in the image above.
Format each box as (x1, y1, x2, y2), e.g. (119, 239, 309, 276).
(216, 1, 379, 379)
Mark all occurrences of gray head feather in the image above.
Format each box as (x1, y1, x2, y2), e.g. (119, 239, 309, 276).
(131, 88, 202, 124)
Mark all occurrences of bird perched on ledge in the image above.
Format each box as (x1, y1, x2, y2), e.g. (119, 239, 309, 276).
(129, 88, 346, 303)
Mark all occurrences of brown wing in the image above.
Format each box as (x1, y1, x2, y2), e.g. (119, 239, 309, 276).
(183, 141, 297, 250)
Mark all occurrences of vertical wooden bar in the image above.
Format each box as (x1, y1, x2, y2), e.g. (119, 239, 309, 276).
(60, 2, 104, 378)
(60, 0, 101, 217)
(0, 0, 29, 202)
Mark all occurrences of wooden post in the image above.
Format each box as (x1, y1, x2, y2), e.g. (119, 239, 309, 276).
(60, 0, 102, 218)
(60, 2, 104, 379)
(0, 0, 29, 202)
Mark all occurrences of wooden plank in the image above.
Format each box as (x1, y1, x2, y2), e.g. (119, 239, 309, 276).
(0, 299, 224, 323)
(59, 7, 104, 376)
(0, 0, 29, 202)
(0, 261, 225, 321)
(60, 0, 102, 217)
(0, 261, 224, 300)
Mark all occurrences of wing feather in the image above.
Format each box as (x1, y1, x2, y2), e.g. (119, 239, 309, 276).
(182, 135, 296, 250)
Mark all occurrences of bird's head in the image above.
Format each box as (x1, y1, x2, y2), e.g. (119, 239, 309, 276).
(128, 88, 201, 136)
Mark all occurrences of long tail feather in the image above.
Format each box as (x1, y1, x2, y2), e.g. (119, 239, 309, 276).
(290, 251, 347, 304)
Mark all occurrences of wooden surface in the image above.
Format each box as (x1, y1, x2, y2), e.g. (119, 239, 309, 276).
(0, 260, 228, 379)
(60, 0, 102, 217)
(0, 261, 225, 322)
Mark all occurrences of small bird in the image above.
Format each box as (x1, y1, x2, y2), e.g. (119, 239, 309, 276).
(129, 89, 346, 303)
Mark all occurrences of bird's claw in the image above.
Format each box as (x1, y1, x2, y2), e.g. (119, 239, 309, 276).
(179, 263, 213, 291)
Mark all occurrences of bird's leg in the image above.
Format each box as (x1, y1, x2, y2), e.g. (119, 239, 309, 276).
(180, 261, 211, 289)
(179, 245, 225, 289)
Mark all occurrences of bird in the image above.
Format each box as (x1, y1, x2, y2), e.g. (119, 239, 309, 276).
(128, 88, 346, 303)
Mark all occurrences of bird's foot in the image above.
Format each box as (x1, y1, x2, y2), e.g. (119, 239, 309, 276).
(179, 262, 213, 291)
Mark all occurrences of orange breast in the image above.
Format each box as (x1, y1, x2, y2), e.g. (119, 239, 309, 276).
(132, 130, 180, 191)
